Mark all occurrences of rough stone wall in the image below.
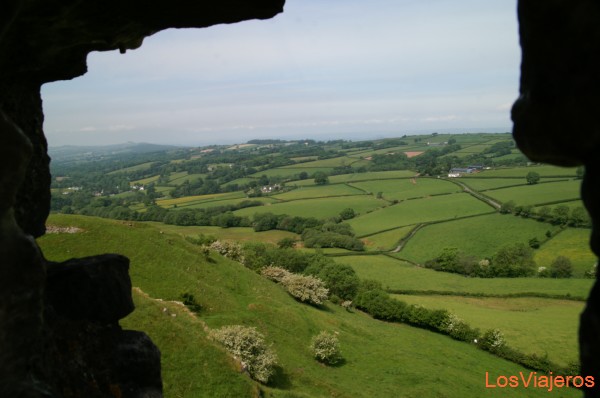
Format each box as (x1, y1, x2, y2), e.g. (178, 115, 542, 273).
(2, 0, 600, 396)
(513, 1, 600, 396)
(0, 1, 284, 397)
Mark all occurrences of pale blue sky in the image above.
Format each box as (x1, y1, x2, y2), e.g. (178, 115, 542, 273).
(42, 0, 520, 146)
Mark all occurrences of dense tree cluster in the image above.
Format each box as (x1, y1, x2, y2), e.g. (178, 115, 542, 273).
(424, 243, 539, 278)
(500, 201, 591, 227)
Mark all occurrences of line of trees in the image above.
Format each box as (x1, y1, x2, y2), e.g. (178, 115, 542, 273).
(423, 244, 575, 278)
(500, 201, 591, 227)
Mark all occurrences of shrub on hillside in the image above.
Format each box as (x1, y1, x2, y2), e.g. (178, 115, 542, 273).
(424, 248, 486, 277)
(260, 266, 292, 283)
(490, 243, 536, 277)
(242, 242, 336, 274)
(442, 314, 480, 342)
(302, 229, 364, 251)
(209, 240, 244, 263)
(209, 325, 278, 383)
(549, 256, 573, 278)
(277, 237, 297, 249)
(585, 263, 597, 279)
(180, 292, 202, 313)
(311, 263, 360, 301)
(499, 200, 516, 214)
(479, 329, 505, 353)
(185, 233, 217, 246)
(339, 208, 356, 220)
(310, 331, 342, 365)
(281, 274, 329, 305)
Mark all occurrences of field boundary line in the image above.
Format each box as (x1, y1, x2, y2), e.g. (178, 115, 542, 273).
(442, 178, 501, 210)
(356, 211, 496, 239)
(387, 289, 586, 302)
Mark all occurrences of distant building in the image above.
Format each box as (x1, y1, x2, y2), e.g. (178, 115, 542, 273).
(448, 167, 475, 177)
(261, 184, 281, 193)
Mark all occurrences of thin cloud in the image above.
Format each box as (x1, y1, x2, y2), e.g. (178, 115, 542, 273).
(42, 0, 519, 146)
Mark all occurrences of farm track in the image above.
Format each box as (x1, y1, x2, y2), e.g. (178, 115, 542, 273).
(392, 224, 425, 253)
(444, 178, 501, 210)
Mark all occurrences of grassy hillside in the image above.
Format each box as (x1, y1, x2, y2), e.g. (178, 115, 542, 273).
(393, 294, 582, 367)
(234, 195, 385, 219)
(398, 213, 562, 264)
(337, 255, 593, 298)
(347, 193, 493, 237)
(38, 214, 581, 397)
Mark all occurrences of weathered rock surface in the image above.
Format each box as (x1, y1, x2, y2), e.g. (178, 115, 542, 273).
(514, 1, 600, 396)
(3, 0, 600, 396)
(45, 254, 134, 323)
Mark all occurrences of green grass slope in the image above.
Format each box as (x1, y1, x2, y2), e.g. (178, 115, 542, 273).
(398, 214, 561, 264)
(38, 214, 581, 397)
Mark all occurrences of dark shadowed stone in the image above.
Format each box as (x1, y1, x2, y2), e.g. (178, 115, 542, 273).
(515, 1, 600, 396)
(45, 254, 134, 323)
(42, 321, 162, 398)
(115, 331, 163, 398)
(512, 1, 600, 166)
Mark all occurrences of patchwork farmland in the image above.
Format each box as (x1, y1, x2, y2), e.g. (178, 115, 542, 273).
(47, 133, 593, 396)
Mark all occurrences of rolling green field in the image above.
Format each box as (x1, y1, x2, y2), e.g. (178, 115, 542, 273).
(290, 170, 418, 186)
(393, 295, 582, 367)
(146, 222, 297, 244)
(362, 225, 415, 251)
(167, 171, 189, 183)
(398, 213, 561, 264)
(235, 195, 386, 219)
(457, 177, 528, 191)
(337, 255, 594, 298)
(250, 166, 334, 179)
(534, 228, 597, 277)
(46, 134, 596, 397)
(349, 177, 460, 200)
(484, 180, 582, 206)
(38, 214, 578, 397)
(534, 200, 585, 212)
(280, 155, 361, 168)
(107, 161, 154, 175)
(168, 172, 207, 185)
(221, 177, 257, 187)
(347, 193, 494, 237)
(466, 165, 578, 178)
(175, 196, 279, 210)
(156, 191, 246, 208)
(272, 183, 366, 200)
(131, 175, 160, 185)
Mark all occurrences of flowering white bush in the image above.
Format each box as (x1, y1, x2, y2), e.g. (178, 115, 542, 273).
(481, 328, 505, 351)
(281, 274, 329, 305)
(441, 313, 463, 334)
(260, 266, 292, 283)
(209, 240, 244, 263)
(310, 331, 342, 365)
(209, 325, 277, 383)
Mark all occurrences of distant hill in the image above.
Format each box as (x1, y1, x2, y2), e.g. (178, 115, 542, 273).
(49, 142, 183, 163)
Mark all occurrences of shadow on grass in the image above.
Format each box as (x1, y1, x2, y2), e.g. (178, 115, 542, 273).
(268, 365, 292, 389)
(324, 357, 347, 368)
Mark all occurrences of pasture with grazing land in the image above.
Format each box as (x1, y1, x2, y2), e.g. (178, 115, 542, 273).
(39, 214, 579, 398)
(398, 213, 561, 264)
(347, 192, 494, 237)
(235, 195, 385, 219)
(46, 133, 592, 397)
